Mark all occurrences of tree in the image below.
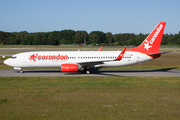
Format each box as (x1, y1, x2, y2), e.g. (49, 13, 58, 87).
(1, 29, 180, 46)
(32, 32, 46, 45)
(130, 33, 135, 40)
(89, 31, 105, 44)
(19, 31, 28, 44)
(162, 34, 168, 45)
(89, 33, 99, 44)
(114, 34, 123, 45)
(73, 31, 88, 44)
(21, 34, 33, 45)
(58, 30, 75, 44)
(14, 33, 21, 45)
(134, 33, 144, 45)
(59, 38, 69, 44)
(106, 32, 113, 44)
(0, 31, 6, 45)
(47, 32, 55, 45)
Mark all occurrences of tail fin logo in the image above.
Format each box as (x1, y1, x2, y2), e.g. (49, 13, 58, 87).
(144, 24, 164, 51)
(150, 24, 164, 44)
(144, 40, 152, 51)
(127, 22, 166, 54)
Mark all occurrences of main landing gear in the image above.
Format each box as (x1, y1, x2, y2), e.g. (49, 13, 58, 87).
(83, 67, 90, 74)
(86, 70, 90, 74)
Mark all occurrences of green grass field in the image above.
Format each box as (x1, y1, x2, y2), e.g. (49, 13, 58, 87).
(0, 77, 180, 120)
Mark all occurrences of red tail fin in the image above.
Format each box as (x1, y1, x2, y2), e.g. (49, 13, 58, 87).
(127, 22, 166, 54)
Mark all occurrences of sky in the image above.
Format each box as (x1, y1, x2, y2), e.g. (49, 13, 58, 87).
(0, 0, 180, 34)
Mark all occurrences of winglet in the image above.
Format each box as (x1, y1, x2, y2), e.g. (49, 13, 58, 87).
(115, 48, 126, 61)
(98, 46, 103, 51)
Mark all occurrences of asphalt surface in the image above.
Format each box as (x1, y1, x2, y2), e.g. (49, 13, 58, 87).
(0, 70, 180, 77)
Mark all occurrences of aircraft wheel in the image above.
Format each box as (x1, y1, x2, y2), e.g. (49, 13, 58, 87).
(20, 70, 23, 74)
(86, 70, 90, 74)
(83, 67, 90, 74)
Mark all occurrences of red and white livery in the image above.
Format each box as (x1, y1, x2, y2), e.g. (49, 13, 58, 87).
(4, 22, 168, 74)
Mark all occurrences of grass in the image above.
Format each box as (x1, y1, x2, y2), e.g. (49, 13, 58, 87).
(0, 57, 11, 70)
(0, 76, 180, 120)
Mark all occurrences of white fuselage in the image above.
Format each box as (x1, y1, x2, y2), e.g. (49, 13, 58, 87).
(4, 51, 152, 69)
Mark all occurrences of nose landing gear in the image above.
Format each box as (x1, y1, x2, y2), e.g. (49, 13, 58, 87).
(20, 70, 23, 74)
(14, 67, 23, 74)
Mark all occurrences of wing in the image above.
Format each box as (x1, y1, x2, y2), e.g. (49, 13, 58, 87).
(77, 48, 126, 67)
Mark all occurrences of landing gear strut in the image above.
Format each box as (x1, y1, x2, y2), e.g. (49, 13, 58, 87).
(20, 69, 23, 74)
(14, 67, 23, 74)
(83, 67, 90, 74)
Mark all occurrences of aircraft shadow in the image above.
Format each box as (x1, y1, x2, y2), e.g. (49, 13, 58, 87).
(93, 67, 178, 73)
(16, 67, 178, 77)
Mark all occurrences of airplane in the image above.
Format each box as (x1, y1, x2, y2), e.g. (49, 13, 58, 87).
(4, 22, 168, 74)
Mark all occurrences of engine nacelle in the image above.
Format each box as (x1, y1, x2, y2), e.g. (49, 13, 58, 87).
(61, 64, 82, 72)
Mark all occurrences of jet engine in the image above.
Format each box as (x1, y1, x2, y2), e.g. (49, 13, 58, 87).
(61, 64, 82, 72)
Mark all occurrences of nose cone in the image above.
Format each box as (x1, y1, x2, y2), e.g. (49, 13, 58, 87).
(3, 59, 10, 66)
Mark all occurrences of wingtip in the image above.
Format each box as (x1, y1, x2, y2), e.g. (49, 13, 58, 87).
(115, 48, 126, 61)
(98, 46, 103, 51)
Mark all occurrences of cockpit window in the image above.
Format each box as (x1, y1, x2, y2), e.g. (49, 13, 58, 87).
(11, 56, 17, 59)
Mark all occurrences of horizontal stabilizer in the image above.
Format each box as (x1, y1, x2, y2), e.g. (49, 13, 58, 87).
(149, 51, 172, 56)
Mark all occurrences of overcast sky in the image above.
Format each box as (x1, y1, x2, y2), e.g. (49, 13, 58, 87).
(0, 0, 180, 34)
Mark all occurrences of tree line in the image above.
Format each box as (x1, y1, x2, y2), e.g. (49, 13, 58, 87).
(0, 30, 180, 46)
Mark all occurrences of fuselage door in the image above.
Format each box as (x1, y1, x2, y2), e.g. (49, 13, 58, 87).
(136, 53, 140, 62)
(22, 54, 27, 63)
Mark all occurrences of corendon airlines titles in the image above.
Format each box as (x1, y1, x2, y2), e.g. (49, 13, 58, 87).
(30, 53, 68, 62)
(150, 24, 163, 44)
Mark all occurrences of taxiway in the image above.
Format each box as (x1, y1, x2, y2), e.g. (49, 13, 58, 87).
(0, 70, 180, 77)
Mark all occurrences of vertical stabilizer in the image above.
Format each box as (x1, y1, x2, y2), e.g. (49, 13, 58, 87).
(127, 22, 166, 54)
